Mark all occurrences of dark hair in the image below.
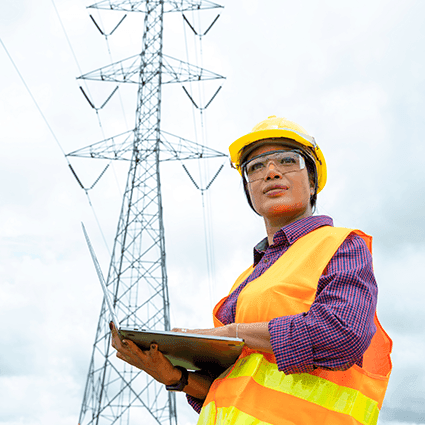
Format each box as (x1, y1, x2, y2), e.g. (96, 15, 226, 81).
(241, 150, 318, 215)
(305, 155, 318, 211)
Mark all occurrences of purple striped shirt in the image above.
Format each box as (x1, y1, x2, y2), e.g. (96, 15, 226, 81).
(187, 215, 377, 413)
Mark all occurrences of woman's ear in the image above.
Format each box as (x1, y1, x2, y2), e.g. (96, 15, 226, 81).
(309, 179, 315, 195)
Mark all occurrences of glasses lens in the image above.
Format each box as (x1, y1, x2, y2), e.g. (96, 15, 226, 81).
(243, 151, 305, 182)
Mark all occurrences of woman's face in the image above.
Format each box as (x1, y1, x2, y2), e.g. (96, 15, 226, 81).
(245, 142, 313, 223)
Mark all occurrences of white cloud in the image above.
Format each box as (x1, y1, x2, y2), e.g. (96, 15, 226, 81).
(1, 0, 425, 424)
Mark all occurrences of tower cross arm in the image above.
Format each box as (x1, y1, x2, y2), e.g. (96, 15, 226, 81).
(87, 0, 223, 13)
(161, 55, 225, 84)
(66, 129, 227, 162)
(77, 54, 141, 84)
(66, 129, 135, 161)
(159, 130, 227, 162)
(77, 54, 225, 86)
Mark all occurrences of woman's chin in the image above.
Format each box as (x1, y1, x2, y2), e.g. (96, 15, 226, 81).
(261, 200, 305, 216)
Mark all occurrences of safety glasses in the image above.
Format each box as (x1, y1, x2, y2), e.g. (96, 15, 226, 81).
(241, 150, 306, 183)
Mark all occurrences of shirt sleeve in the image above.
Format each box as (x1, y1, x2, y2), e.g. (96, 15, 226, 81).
(268, 233, 378, 374)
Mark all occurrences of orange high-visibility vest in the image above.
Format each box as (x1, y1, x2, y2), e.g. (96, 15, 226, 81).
(198, 226, 392, 425)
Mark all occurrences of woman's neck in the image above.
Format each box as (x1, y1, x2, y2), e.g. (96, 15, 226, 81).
(264, 210, 312, 245)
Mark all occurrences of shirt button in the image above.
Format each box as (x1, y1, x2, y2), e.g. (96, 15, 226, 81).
(263, 258, 268, 263)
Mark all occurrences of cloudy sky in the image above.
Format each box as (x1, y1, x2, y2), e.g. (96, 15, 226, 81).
(1, 0, 425, 424)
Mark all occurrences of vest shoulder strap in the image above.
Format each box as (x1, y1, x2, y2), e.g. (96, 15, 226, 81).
(235, 226, 355, 322)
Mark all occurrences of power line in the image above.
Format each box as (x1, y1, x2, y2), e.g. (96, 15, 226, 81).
(0, 36, 112, 255)
(51, 1, 126, 202)
(93, 9, 130, 129)
(0, 37, 67, 158)
(181, 11, 223, 308)
(50, 0, 109, 136)
(51, 0, 85, 77)
(48, 1, 124, 250)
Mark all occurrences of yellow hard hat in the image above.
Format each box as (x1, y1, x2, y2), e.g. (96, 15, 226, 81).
(229, 116, 327, 193)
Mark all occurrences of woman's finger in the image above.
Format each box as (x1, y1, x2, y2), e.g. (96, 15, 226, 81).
(111, 336, 117, 349)
(111, 333, 121, 350)
(172, 328, 190, 333)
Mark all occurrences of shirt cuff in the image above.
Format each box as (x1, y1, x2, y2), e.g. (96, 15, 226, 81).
(269, 313, 314, 374)
(186, 394, 204, 414)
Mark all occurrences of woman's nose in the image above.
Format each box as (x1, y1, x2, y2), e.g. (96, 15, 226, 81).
(265, 162, 282, 180)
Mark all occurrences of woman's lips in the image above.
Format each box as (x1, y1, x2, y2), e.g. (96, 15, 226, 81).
(263, 184, 289, 195)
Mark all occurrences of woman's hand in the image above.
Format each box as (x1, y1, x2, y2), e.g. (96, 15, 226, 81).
(110, 322, 182, 385)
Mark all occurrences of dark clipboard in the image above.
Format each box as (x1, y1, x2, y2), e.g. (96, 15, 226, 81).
(119, 327, 244, 372)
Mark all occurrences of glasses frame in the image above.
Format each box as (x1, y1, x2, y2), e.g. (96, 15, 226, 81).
(241, 149, 306, 183)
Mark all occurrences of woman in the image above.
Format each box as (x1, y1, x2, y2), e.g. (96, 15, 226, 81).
(111, 116, 392, 424)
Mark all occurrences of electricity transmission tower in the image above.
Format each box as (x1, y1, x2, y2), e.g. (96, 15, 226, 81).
(69, 1, 225, 424)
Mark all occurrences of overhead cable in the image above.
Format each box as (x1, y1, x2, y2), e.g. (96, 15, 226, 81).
(0, 37, 67, 158)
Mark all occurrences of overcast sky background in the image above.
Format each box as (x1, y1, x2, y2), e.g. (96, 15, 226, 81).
(1, 0, 425, 424)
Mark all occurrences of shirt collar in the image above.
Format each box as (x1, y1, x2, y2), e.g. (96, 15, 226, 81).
(253, 215, 334, 265)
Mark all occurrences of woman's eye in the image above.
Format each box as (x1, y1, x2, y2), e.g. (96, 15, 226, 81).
(248, 162, 265, 173)
(280, 156, 296, 165)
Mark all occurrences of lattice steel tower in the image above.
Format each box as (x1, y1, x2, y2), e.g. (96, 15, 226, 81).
(69, 1, 225, 424)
